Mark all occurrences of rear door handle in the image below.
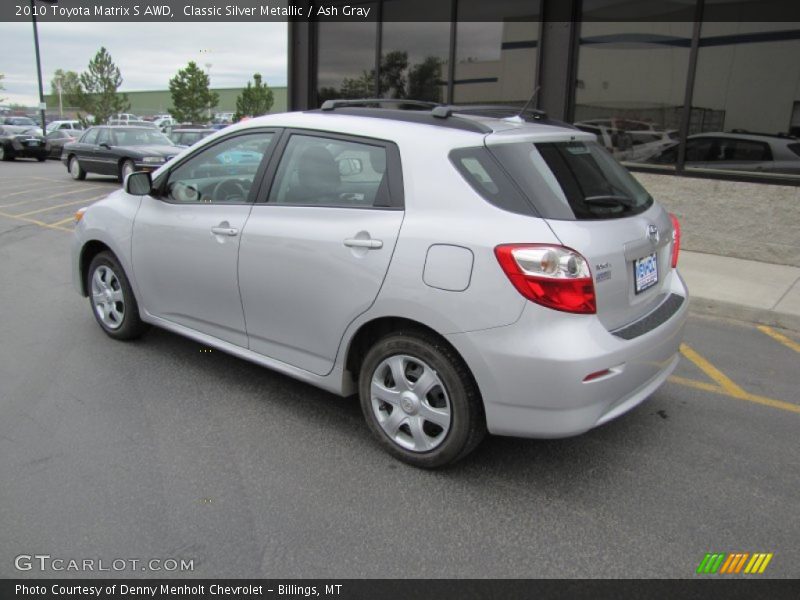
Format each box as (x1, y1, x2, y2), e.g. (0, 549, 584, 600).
(343, 238, 383, 249)
(211, 226, 239, 236)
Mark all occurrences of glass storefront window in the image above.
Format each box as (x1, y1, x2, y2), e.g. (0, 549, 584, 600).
(574, 16, 692, 168)
(689, 20, 800, 177)
(316, 8, 378, 103)
(379, 2, 450, 103)
(453, 0, 541, 105)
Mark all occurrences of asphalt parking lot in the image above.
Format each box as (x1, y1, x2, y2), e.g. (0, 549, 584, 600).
(0, 159, 798, 579)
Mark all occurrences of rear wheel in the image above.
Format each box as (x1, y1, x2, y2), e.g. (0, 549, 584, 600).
(37, 155, 46, 162)
(358, 331, 485, 468)
(0, 145, 13, 161)
(86, 251, 148, 340)
(69, 155, 86, 180)
(119, 159, 135, 182)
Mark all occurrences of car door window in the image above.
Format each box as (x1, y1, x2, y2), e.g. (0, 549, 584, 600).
(164, 132, 274, 204)
(96, 128, 110, 146)
(730, 140, 772, 161)
(267, 134, 390, 207)
(81, 129, 99, 144)
(685, 138, 715, 161)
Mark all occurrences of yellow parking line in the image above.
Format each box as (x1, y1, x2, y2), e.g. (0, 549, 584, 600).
(680, 343, 748, 398)
(48, 216, 77, 227)
(1, 184, 74, 200)
(0, 209, 73, 233)
(0, 185, 91, 208)
(758, 325, 800, 354)
(674, 344, 800, 414)
(14, 193, 107, 217)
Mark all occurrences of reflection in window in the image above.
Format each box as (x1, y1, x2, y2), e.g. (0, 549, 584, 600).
(380, 2, 450, 103)
(690, 18, 800, 176)
(574, 13, 692, 167)
(453, 0, 540, 105)
(317, 16, 378, 104)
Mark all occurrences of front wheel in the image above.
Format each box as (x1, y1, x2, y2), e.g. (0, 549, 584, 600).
(359, 331, 485, 468)
(119, 159, 135, 182)
(87, 251, 148, 340)
(0, 145, 13, 161)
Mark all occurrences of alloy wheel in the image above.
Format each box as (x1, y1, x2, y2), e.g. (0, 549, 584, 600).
(91, 265, 125, 330)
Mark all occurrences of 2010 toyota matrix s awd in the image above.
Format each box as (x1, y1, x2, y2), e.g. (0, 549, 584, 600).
(71, 102, 688, 468)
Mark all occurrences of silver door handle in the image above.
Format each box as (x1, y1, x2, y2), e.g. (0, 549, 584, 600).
(344, 238, 383, 249)
(211, 226, 238, 236)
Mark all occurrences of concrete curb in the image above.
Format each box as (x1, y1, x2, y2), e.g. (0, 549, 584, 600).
(688, 296, 800, 333)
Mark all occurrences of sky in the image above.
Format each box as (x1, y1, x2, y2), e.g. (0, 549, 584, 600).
(0, 22, 288, 106)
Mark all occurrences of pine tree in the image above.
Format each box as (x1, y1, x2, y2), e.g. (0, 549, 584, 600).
(0, 73, 6, 103)
(168, 62, 218, 124)
(76, 47, 130, 125)
(234, 73, 274, 121)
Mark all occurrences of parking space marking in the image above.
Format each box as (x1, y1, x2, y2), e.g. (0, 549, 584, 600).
(0, 209, 73, 233)
(1, 184, 76, 200)
(48, 216, 77, 227)
(670, 343, 800, 414)
(0, 185, 93, 208)
(757, 325, 800, 354)
(14, 194, 107, 218)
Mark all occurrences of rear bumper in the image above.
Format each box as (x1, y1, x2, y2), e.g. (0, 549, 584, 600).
(446, 271, 688, 438)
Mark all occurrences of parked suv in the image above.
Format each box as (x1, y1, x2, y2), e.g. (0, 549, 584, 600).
(71, 101, 688, 467)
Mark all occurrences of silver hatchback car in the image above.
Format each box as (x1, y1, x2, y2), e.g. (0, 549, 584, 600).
(72, 101, 688, 468)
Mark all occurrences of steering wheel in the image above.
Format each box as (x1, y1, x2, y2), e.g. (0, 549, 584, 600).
(211, 179, 247, 203)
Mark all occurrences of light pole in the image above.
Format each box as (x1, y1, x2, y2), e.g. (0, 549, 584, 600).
(55, 75, 63, 117)
(30, 0, 58, 134)
(205, 62, 212, 120)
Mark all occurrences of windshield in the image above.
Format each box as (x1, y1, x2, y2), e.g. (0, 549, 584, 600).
(489, 140, 653, 220)
(112, 129, 174, 146)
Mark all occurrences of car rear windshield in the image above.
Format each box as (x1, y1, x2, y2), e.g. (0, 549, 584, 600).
(488, 140, 654, 220)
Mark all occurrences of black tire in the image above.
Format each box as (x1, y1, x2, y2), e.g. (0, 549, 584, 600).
(69, 155, 86, 180)
(358, 330, 486, 468)
(37, 155, 46, 162)
(86, 251, 148, 340)
(119, 159, 135, 183)
(0, 145, 14, 161)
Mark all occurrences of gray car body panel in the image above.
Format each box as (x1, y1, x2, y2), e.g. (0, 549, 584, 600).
(72, 110, 688, 438)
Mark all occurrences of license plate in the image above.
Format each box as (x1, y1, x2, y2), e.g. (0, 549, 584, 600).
(634, 252, 658, 294)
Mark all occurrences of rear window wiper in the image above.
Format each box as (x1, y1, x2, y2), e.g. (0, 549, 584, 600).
(583, 194, 636, 208)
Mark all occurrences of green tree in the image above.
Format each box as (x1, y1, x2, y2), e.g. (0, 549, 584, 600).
(76, 47, 130, 125)
(379, 51, 409, 98)
(339, 71, 376, 99)
(168, 61, 218, 124)
(0, 72, 5, 103)
(233, 73, 274, 121)
(408, 56, 443, 103)
(50, 69, 82, 107)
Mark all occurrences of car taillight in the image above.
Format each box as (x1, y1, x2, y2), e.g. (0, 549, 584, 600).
(494, 244, 596, 314)
(669, 213, 681, 268)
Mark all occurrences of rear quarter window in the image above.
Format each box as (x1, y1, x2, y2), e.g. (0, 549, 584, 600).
(449, 147, 534, 216)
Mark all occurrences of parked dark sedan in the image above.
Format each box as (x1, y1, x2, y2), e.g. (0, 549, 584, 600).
(62, 125, 181, 181)
(170, 127, 215, 147)
(0, 125, 49, 161)
(45, 129, 80, 159)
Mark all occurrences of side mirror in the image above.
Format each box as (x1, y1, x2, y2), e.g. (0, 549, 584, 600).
(99, 142, 110, 149)
(125, 170, 153, 195)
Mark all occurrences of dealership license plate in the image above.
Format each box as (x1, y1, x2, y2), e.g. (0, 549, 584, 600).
(634, 252, 658, 294)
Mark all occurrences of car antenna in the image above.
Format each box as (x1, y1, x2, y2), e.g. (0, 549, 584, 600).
(520, 85, 541, 115)
(504, 86, 541, 123)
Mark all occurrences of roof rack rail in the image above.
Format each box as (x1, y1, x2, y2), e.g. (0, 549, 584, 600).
(320, 98, 440, 111)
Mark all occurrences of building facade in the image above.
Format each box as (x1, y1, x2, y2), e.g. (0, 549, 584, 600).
(288, 0, 800, 184)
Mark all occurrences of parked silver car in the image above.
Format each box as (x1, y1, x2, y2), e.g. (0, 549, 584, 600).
(71, 102, 688, 467)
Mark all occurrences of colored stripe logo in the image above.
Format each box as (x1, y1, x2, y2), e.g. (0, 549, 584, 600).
(696, 552, 773, 574)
